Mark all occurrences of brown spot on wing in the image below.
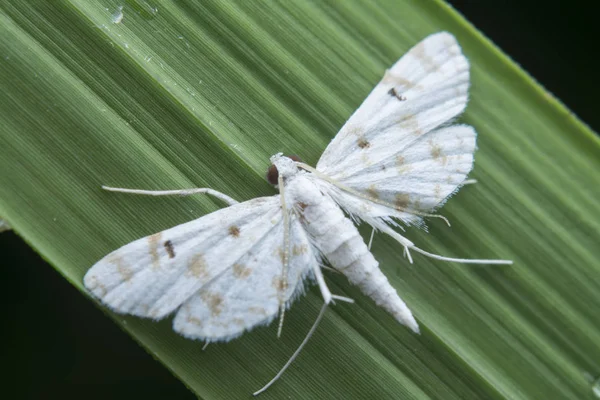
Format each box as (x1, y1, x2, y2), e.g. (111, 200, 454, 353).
(382, 70, 417, 89)
(396, 155, 412, 174)
(395, 193, 411, 209)
(201, 292, 224, 317)
(388, 87, 406, 101)
(429, 138, 442, 158)
(232, 263, 252, 279)
(296, 202, 309, 224)
(186, 315, 203, 326)
(86, 275, 108, 296)
(412, 41, 440, 73)
(182, 304, 202, 327)
(148, 232, 162, 270)
(272, 276, 289, 293)
(275, 246, 286, 264)
(366, 184, 379, 201)
(398, 114, 423, 136)
(429, 140, 448, 165)
(345, 124, 364, 137)
(186, 254, 209, 280)
(107, 254, 133, 282)
(357, 138, 370, 149)
(248, 307, 267, 315)
(228, 225, 240, 237)
(164, 240, 175, 258)
(292, 244, 308, 256)
(116, 260, 133, 281)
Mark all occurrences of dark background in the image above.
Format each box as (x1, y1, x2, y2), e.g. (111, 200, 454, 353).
(3, 2, 598, 399)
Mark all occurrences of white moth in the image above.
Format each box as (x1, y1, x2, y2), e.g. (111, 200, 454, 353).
(84, 32, 512, 395)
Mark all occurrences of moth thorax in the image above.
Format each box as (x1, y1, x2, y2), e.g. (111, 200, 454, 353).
(266, 154, 302, 185)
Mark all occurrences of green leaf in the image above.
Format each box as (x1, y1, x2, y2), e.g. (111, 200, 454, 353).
(1, 1, 599, 399)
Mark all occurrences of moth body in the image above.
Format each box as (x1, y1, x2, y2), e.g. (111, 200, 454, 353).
(285, 172, 418, 332)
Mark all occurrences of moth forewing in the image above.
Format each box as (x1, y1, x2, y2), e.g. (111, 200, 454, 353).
(85, 196, 285, 321)
(317, 32, 469, 178)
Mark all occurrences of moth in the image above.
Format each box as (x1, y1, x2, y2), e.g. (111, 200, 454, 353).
(84, 32, 512, 394)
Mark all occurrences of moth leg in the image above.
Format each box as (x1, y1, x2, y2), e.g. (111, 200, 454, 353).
(253, 302, 329, 396)
(312, 261, 354, 304)
(253, 264, 352, 396)
(403, 245, 414, 264)
(367, 228, 375, 251)
(381, 225, 512, 265)
(320, 264, 341, 274)
(101, 186, 239, 206)
(409, 246, 513, 265)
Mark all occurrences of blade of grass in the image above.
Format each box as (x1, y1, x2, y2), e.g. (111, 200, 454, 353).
(0, 1, 599, 398)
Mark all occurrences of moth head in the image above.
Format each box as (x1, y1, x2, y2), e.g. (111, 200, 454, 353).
(267, 153, 303, 185)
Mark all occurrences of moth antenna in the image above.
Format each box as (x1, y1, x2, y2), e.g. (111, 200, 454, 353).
(409, 245, 513, 265)
(255, 259, 338, 396)
(462, 179, 477, 185)
(384, 226, 511, 265)
(403, 246, 414, 264)
(101, 186, 239, 206)
(331, 294, 354, 303)
(276, 175, 291, 339)
(202, 342, 209, 351)
(439, 215, 451, 227)
(254, 301, 329, 396)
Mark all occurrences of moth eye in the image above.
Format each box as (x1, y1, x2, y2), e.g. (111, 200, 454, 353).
(288, 155, 303, 162)
(266, 164, 279, 185)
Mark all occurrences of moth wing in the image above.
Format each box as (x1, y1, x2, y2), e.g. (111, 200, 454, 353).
(173, 214, 318, 342)
(84, 196, 283, 319)
(314, 32, 474, 224)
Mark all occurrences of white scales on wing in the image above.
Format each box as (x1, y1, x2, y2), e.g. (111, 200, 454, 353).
(84, 32, 512, 395)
